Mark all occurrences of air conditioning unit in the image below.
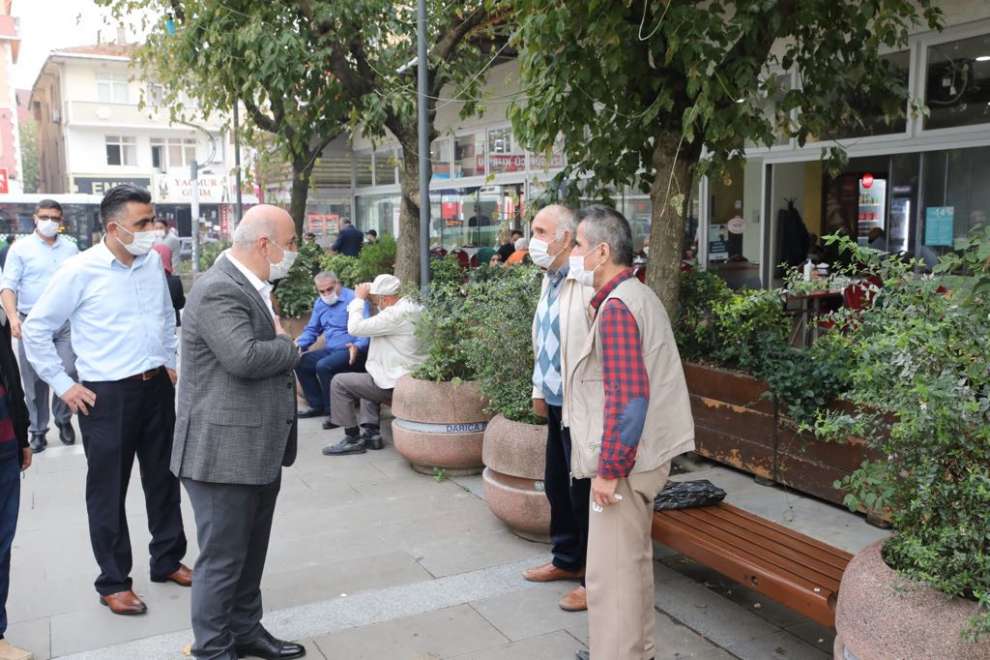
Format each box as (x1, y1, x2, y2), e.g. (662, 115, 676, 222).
(52, 109, 61, 124)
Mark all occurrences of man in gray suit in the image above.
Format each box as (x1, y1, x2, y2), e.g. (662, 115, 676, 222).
(171, 205, 305, 660)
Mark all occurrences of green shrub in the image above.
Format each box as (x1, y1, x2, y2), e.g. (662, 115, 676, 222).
(412, 259, 474, 382)
(198, 240, 230, 272)
(814, 230, 990, 639)
(462, 265, 544, 424)
(318, 235, 397, 288)
(273, 240, 325, 319)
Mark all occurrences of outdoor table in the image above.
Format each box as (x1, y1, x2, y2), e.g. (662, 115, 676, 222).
(786, 286, 845, 347)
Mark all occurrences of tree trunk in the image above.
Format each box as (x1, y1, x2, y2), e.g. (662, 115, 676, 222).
(395, 133, 430, 287)
(289, 154, 315, 238)
(646, 132, 697, 316)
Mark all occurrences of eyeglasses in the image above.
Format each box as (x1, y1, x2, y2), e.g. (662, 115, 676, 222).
(36, 215, 63, 222)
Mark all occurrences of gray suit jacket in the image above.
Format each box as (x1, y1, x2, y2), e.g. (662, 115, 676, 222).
(171, 255, 300, 485)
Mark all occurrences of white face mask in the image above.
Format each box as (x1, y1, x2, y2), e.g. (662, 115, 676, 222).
(267, 242, 298, 282)
(568, 248, 604, 288)
(114, 225, 156, 256)
(153, 229, 167, 243)
(529, 237, 555, 269)
(320, 292, 338, 306)
(36, 219, 60, 238)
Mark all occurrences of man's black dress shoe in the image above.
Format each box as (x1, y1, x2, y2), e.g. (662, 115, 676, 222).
(29, 434, 46, 454)
(576, 650, 589, 660)
(321, 418, 339, 430)
(322, 436, 366, 456)
(361, 429, 384, 450)
(235, 630, 306, 659)
(297, 408, 325, 419)
(56, 420, 76, 445)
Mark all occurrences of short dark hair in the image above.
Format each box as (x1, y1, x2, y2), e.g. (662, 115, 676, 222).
(342, 220, 353, 226)
(510, 229, 523, 238)
(36, 199, 63, 215)
(366, 229, 378, 238)
(100, 184, 152, 227)
(576, 205, 635, 267)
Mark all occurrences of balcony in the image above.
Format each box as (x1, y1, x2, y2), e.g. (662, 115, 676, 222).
(68, 100, 221, 131)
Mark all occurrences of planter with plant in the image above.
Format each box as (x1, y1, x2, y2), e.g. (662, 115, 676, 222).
(674, 269, 881, 505)
(818, 231, 990, 658)
(391, 257, 489, 475)
(460, 265, 550, 540)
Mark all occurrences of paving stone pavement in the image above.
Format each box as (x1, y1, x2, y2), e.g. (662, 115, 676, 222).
(5, 414, 886, 659)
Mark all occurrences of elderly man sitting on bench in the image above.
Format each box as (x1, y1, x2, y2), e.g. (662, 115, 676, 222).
(322, 274, 425, 456)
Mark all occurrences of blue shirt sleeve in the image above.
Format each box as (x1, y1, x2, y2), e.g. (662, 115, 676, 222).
(296, 300, 322, 350)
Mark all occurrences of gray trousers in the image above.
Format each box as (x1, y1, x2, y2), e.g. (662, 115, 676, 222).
(183, 477, 280, 660)
(18, 314, 76, 435)
(329, 372, 392, 429)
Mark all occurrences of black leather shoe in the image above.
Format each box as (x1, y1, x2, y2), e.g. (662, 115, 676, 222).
(576, 650, 589, 660)
(297, 408, 326, 419)
(321, 418, 339, 430)
(361, 430, 384, 450)
(56, 420, 76, 445)
(235, 630, 306, 659)
(322, 436, 366, 456)
(29, 434, 47, 454)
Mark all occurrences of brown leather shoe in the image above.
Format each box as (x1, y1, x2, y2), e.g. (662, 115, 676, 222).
(153, 563, 193, 587)
(522, 562, 584, 582)
(559, 585, 587, 612)
(99, 590, 148, 616)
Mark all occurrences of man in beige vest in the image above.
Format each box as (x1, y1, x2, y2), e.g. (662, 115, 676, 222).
(566, 206, 695, 660)
(523, 205, 594, 612)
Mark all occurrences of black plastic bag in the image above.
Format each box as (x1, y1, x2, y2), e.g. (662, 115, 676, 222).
(654, 480, 726, 511)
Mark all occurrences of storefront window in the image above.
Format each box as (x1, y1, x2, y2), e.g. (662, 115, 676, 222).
(305, 201, 352, 245)
(488, 127, 526, 174)
(374, 149, 397, 186)
(920, 146, 990, 267)
(356, 193, 400, 237)
(820, 51, 910, 139)
(454, 134, 485, 177)
(431, 139, 452, 180)
(354, 152, 373, 187)
(708, 161, 761, 288)
(925, 34, 990, 130)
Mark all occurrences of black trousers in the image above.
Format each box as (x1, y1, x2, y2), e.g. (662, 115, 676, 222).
(78, 369, 186, 596)
(184, 477, 280, 660)
(546, 404, 591, 576)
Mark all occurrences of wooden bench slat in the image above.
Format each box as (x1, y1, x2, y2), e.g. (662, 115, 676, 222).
(652, 514, 839, 628)
(668, 508, 847, 582)
(705, 504, 853, 562)
(657, 511, 840, 592)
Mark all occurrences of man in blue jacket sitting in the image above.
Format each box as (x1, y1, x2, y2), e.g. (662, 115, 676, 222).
(295, 271, 369, 428)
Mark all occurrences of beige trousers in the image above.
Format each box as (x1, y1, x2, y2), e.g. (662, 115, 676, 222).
(586, 463, 671, 660)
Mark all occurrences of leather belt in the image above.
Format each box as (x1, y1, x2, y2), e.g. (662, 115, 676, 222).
(125, 367, 163, 382)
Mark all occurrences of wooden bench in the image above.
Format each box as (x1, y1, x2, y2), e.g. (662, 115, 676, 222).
(651, 502, 852, 628)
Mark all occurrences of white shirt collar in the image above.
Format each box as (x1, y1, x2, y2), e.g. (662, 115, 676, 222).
(224, 249, 270, 295)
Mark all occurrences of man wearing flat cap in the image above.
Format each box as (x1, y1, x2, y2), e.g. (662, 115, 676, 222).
(323, 274, 425, 456)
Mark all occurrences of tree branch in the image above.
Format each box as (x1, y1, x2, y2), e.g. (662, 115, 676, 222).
(241, 95, 280, 134)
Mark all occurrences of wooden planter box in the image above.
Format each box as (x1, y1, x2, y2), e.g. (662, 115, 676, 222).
(684, 361, 881, 506)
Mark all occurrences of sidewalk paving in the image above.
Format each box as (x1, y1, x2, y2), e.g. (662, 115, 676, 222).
(7, 416, 886, 659)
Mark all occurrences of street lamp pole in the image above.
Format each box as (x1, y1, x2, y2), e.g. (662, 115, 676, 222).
(190, 159, 200, 274)
(233, 99, 243, 223)
(416, 0, 431, 294)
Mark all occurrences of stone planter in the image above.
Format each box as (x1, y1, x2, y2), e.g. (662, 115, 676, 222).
(834, 540, 990, 659)
(685, 361, 882, 506)
(481, 415, 550, 542)
(391, 376, 490, 475)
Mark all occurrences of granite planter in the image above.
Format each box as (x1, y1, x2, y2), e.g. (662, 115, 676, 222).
(685, 361, 881, 506)
(481, 415, 550, 542)
(834, 540, 990, 659)
(391, 375, 490, 475)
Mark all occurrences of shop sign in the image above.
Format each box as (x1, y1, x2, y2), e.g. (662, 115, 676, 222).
(924, 206, 954, 247)
(861, 173, 875, 189)
(490, 154, 526, 172)
(73, 176, 151, 195)
(154, 174, 229, 203)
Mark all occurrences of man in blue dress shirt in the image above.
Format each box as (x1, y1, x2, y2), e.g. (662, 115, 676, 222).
(295, 271, 368, 428)
(0, 199, 79, 453)
(22, 185, 190, 616)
